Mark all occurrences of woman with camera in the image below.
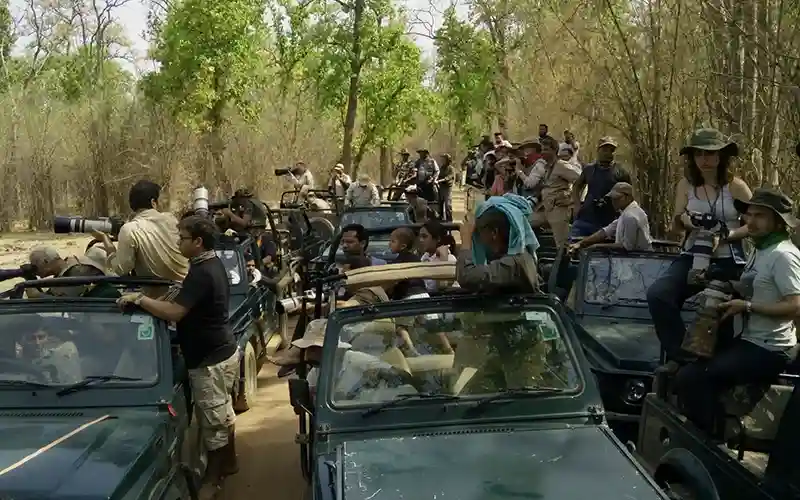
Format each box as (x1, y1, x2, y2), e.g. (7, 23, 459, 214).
(646, 128, 752, 371)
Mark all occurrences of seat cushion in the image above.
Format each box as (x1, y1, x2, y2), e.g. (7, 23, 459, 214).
(723, 384, 793, 442)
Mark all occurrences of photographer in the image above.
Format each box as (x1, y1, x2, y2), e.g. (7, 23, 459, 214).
(515, 136, 581, 247)
(92, 180, 188, 297)
(285, 161, 315, 193)
(26, 246, 107, 298)
(570, 137, 632, 238)
(437, 153, 455, 221)
(674, 188, 800, 434)
(327, 163, 351, 197)
(646, 128, 752, 370)
(220, 188, 268, 236)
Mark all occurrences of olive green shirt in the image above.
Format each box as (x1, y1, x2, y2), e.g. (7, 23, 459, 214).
(456, 249, 539, 293)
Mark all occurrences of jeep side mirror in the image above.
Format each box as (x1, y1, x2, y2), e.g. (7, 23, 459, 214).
(288, 378, 312, 415)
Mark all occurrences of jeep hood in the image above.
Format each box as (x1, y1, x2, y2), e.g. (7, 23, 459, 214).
(579, 317, 662, 371)
(0, 412, 161, 499)
(336, 426, 663, 500)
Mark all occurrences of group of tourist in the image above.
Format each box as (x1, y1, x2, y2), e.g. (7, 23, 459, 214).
(465, 126, 800, 437)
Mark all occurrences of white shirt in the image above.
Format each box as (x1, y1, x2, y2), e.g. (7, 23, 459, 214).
(287, 170, 315, 189)
(421, 251, 458, 292)
(601, 201, 653, 251)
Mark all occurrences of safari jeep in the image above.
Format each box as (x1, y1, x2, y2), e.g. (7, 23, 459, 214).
(0, 276, 204, 499)
(546, 243, 692, 440)
(288, 263, 669, 500)
(636, 359, 800, 500)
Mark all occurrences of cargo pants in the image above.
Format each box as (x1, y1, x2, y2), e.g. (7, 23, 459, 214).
(188, 351, 240, 451)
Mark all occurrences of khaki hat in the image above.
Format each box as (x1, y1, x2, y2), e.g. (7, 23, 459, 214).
(333, 163, 344, 171)
(608, 182, 634, 199)
(514, 138, 541, 149)
(597, 136, 618, 149)
(733, 187, 799, 228)
(291, 319, 352, 349)
(679, 128, 739, 157)
(416, 147, 429, 153)
(399, 148, 410, 155)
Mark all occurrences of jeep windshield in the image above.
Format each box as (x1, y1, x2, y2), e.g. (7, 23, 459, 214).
(326, 307, 581, 408)
(583, 254, 699, 309)
(339, 209, 409, 229)
(0, 312, 159, 388)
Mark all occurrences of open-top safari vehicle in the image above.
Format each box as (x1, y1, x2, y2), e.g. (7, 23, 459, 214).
(0, 276, 204, 499)
(636, 346, 800, 500)
(542, 241, 689, 441)
(286, 261, 669, 500)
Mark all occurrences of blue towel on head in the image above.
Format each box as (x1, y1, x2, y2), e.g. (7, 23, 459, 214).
(471, 193, 540, 265)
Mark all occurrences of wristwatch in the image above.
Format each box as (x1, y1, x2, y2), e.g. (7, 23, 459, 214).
(134, 293, 145, 306)
(745, 301, 752, 314)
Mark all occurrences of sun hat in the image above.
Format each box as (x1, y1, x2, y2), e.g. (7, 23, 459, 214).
(291, 319, 352, 349)
(608, 182, 634, 199)
(679, 128, 739, 156)
(733, 188, 799, 228)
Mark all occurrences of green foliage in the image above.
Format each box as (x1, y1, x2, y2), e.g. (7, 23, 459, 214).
(301, 0, 429, 165)
(434, 7, 496, 146)
(145, 0, 267, 131)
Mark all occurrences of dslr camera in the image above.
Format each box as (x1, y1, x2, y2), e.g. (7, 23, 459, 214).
(274, 167, 293, 176)
(685, 211, 727, 285)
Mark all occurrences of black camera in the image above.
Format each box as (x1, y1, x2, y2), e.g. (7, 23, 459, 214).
(0, 263, 38, 282)
(594, 195, 610, 209)
(53, 215, 125, 236)
(274, 168, 292, 176)
(689, 212, 721, 231)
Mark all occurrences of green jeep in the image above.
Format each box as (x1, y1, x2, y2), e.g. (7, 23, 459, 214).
(0, 276, 205, 499)
(289, 293, 670, 499)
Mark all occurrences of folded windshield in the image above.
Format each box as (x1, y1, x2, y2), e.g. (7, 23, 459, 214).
(0, 312, 159, 388)
(583, 255, 700, 308)
(325, 308, 580, 408)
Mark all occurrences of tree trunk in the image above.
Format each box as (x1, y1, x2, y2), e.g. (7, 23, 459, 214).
(340, 0, 365, 174)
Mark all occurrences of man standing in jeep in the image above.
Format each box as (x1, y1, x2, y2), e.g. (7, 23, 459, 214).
(117, 216, 239, 490)
(222, 188, 268, 237)
(570, 137, 632, 238)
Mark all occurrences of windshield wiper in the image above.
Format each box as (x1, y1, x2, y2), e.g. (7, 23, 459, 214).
(56, 375, 144, 397)
(361, 392, 462, 418)
(469, 386, 566, 413)
(0, 379, 52, 389)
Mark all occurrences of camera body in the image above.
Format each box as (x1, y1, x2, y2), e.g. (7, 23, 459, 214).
(594, 195, 610, 209)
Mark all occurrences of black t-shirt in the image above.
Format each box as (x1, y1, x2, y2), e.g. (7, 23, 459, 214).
(174, 258, 236, 369)
(576, 162, 632, 227)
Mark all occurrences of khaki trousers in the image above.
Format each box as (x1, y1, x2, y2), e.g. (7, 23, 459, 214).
(532, 205, 571, 248)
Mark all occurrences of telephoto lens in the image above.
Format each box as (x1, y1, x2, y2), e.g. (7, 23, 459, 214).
(53, 216, 124, 236)
(274, 168, 291, 176)
(192, 186, 210, 216)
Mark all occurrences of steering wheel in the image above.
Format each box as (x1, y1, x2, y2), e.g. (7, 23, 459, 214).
(0, 357, 52, 383)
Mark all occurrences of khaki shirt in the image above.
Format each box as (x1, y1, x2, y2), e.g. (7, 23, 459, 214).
(540, 159, 581, 210)
(456, 249, 539, 293)
(108, 209, 189, 283)
(345, 183, 380, 207)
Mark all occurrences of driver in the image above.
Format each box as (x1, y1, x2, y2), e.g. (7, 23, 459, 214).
(568, 182, 653, 252)
(20, 321, 82, 384)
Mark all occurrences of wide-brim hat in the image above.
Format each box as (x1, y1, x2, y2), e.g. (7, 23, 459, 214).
(514, 138, 541, 150)
(333, 163, 345, 171)
(733, 188, 799, 228)
(416, 147, 429, 153)
(292, 319, 351, 349)
(680, 128, 739, 156)
(398, 148, 410, 156)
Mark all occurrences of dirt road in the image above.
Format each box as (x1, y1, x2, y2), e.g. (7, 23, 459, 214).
(221, 364, 307, 499)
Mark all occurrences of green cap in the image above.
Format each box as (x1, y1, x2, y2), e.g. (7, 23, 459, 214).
(680, 128, 738, 156)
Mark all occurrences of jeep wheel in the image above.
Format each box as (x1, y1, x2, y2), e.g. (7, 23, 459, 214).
(234, 342, 259, 413)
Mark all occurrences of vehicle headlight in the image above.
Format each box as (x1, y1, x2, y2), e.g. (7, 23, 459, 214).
(623, 379, 647, 404)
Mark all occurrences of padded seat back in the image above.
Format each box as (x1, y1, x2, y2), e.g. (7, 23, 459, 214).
(723, 384, 794, 443)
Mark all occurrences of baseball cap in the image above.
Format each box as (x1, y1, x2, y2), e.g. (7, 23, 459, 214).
(597, 136, 619, 149)
(608, 182, 633, 198)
